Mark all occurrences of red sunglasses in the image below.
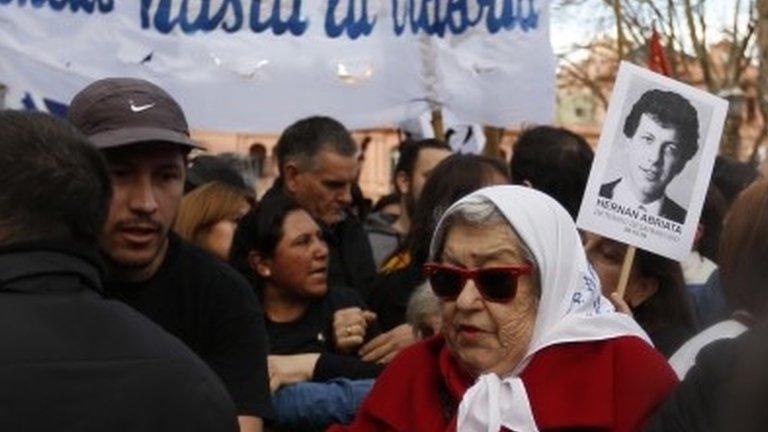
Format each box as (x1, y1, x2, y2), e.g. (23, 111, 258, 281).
(423, 262, 534, 302)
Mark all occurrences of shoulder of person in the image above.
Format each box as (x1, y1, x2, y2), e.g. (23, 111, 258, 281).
(339, 337, 448, 432)
(525, 336, 673, 382)
(524, 337, 677, 431)
(367, 336, 444, 392)
(333, 213, 368, 236)
(571, 336, 678, 388)
(173, 236, 259, 304)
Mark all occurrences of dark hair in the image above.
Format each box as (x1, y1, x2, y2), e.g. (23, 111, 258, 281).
(511, 126, 593, 219)
(623, 89, 700, 162)
(719, 179, 768, 317)
(185, 154, 253, 193)
(402, 154, 510, 268)
(698, 184, 727, 264)
(713, 155, 760, 207)
(372, 192, 401, 214)
(274, 116, 357, 176)
(632, 248, 696, 350)
(0, 111, 111, 247)
(394, 139, 451, 178)
(229, 192, 302, 290)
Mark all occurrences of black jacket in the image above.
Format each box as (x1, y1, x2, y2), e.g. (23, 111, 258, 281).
(645, 325, 768, 432)
(0, 245, 237, 432)
(600, 178, 687, 224)
(263, 182, 377, 299)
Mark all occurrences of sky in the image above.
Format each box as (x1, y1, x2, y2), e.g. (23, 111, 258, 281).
(550, 0, 751, 55)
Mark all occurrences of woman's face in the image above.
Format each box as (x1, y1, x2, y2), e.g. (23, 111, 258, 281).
(440, 221, 538, 377)
(583, 232, 658, 307)
(201, 201, 251, 261)
(266, 209, 329, 298)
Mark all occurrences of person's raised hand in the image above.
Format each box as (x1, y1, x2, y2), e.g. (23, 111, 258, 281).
(359, 323, 416, 364)
(333, 307, 377, 353)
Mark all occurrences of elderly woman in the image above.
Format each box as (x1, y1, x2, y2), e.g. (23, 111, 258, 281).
(331, 186, 677, 431)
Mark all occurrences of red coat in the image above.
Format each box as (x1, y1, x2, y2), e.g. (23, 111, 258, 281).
(328, 335, 677, 432)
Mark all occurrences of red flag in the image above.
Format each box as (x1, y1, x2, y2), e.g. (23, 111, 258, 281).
(648, 27, 672, 77)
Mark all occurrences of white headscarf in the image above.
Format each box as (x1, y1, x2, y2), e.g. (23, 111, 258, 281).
(429, 185, 650, 432)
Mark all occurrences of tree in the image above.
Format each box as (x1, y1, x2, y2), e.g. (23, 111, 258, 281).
(556, 0, 760, 159)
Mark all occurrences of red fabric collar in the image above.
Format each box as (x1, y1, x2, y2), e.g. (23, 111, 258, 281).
(438, 339, 474, 402)
(358, 335, 673, 432)
(363, 336, 470, 432)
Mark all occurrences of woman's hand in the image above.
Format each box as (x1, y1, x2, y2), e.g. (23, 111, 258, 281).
(609, 291, 633, 316)
(359, 323, 416, 364)
(267, 353, 321, 393)
(333, 307, 377, 353)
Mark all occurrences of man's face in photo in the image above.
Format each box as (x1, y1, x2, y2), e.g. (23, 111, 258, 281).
(623, 113, 686, 203)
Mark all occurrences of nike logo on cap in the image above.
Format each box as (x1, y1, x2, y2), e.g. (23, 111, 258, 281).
(129, 99, 156, 113)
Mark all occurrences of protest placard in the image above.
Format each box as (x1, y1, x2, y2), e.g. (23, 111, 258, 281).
(0, 1, 555, 132)
(577, 62, 728, 261)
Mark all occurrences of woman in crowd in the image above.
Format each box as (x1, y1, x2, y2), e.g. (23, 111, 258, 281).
(583, 233, 696, 357)
(175, 181, 254, 260)
(666, 179, 768, 378)
(647, 180, 768, 431)
(229, 193, 382, 430)
(332, 186, 677, 431)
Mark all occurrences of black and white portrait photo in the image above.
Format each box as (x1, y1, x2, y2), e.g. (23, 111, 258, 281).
(578, 62, 728, 261)
(599, 89, 700, 224)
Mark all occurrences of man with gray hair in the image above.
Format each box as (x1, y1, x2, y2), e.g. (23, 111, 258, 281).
(0, 111, 237, 431)
(263, 116, 377, 297)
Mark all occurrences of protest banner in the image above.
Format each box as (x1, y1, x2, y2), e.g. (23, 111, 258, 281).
(0, 1, 555, 133)
(577, 62, 728, 262)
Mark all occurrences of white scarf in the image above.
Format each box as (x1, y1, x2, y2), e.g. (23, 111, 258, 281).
(430, 186, 651, 432)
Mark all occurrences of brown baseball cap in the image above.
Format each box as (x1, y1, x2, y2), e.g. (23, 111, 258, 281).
(68, 77, 202, 150)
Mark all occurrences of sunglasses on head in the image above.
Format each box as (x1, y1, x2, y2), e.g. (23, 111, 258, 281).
(423, 262, 534, 302)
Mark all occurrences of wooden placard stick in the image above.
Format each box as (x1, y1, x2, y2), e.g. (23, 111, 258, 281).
(483, 125, 505, 159)
(615, 245, 636, 298)
(431, 109, 446, 142)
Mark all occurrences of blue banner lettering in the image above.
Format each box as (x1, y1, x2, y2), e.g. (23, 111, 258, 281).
(140, 0, 308, 36)
(325, 0, 376, 39)
(0, 0, 113, 13)
(392, 0, 539, 36)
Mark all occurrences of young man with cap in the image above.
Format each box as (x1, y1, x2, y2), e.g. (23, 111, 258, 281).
(0, 111, 238, 432)
(68, 78, 271, 432)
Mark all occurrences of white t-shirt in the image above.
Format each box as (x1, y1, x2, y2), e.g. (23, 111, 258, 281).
(681, 251, 717, 285)
(669, 319, 747, 379)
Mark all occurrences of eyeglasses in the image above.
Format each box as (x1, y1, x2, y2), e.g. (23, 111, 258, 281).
(423, 262, 534, 302)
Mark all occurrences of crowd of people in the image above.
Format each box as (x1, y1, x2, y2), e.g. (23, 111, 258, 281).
(1, 76, 767, 432)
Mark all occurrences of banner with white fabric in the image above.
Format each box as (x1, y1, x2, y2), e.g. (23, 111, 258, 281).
(0, 0, 555, 132)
